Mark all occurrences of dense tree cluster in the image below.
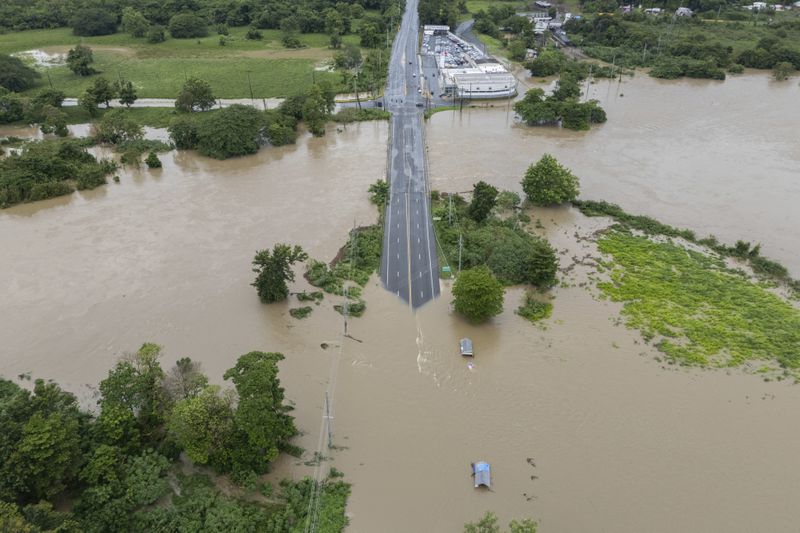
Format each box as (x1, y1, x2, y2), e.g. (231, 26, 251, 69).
(513, 74, 607, 131)
(167, 78, 335, 158)
(0, 0, 403, 47)
(0, 55, 40, 92)
(565, 14, 800, 79)
(0, 343, 320, 531)
(434, 191, 559, 289)
(0, 139, 116, 207)
(418, 0, 467, 28)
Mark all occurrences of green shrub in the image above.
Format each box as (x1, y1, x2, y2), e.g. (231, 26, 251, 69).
(517, 292, 553, 322)
(145, 152, 162, 168)
(289, 306, 313, 318)
(168, 14, 208, 39)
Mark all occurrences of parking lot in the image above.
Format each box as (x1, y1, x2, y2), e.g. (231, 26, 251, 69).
(421, 33, 485, 68)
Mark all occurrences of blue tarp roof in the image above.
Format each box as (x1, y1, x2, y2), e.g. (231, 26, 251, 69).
(473, 461, 491, 488)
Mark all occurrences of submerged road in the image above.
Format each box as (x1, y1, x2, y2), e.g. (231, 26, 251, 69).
(380, 0, 440, 308)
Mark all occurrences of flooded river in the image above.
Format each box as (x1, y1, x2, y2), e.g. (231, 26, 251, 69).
(428, 72, 800, 276)
(2, 74, 800, 532)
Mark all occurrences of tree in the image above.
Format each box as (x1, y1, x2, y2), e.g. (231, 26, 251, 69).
(122, 7, 150, 37)
(223, 351, 297, 473)
(98, 343, 169, 447)
(196, 104, 264, 159)
(145, 152, 161, 168)
(72, 8, 118, 36)
(0, 379, 84, 503)
(87, 77, 116, 108)
(550, 72, 581, 102)
(251, 244, 308, 303)
(773, 61, 793, 81)
(32, 88, 65, 109)
(522, 154, 580, 205)
(452, 266, 504, 322)
(115, 79, 138, 107)
(334, 44, 363, 70)
(168, 386, 234, 467)
(66, 45, 95, 76)
(0, 54, 40, 92)
(168, 115, 199, 148)
(359, 21, 381, 48)
(147, 25, 166, 43)
(368, 180, 389, 206)
(39, 105, 68, 137)
(508, 39, 528, 62)
(94, 109, 143, 145)
(496, 190, 521, 211)
(302, 84, 331, 136)
(468, 180, 499, 223)
(0, 90, 28, 123)
(163, 357, 209, 401)
(175, 77, 215, 112)
(168, 14, 209, 38)
(330, 32, 342, 49)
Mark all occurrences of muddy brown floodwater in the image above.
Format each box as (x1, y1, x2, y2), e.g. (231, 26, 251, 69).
(2, 75, 800, 532)
(428, 72, 800, 276)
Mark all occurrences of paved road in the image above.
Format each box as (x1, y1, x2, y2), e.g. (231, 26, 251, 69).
(379, 0, 440, 308)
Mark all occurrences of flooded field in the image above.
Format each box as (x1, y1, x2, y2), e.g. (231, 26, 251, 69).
(2, 74, 800, 532)
(427, 72, 800, 276)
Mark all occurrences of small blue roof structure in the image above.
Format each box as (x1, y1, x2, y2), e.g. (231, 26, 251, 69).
(459, 338, 473, 357)
(472, 461, 491, 488)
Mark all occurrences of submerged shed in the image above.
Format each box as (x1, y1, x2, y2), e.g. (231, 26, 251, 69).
(472, 461, 491, 488)
(459, 338, 473, 357)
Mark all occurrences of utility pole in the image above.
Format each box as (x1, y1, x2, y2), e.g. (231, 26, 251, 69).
(46, 71, 53, 89)
(325, 392, 333, 449)
(448, 194, 453, 225)
(584, 63, 592, 102)
(458, 233, 463, 273)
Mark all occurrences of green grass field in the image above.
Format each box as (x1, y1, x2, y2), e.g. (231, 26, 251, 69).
(1, 27, 364, 98)
(597, 230, 800, 380)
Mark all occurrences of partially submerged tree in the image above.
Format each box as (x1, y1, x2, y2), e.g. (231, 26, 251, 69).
(452, 266, 505, 323)
(522, 154, 580, 206)
(251, 244, 308, 303)
(468, 180, 499, 223)
(223, 351, 297, 474)
(195, 104, 264, 159)
(94, 109, 143, 145)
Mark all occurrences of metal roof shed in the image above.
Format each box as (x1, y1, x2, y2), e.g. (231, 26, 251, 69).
(473, 462, 491, 488)
(459, 338, 473, 357)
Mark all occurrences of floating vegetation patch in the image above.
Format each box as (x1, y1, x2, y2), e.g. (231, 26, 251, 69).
(516, 291, 553, 323)
(289, 306, 313, 319)
(296, 290, 324, 303)
(596, 230, 800, 380)
(333, 300, 365, 317)
(305, 222, 382, 316)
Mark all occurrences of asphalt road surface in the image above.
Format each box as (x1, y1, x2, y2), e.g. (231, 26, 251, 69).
(379, 0, 440, 308)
